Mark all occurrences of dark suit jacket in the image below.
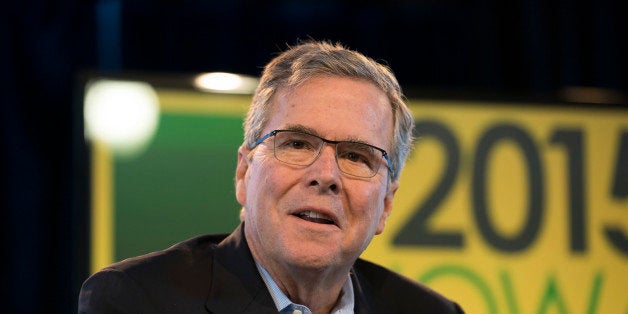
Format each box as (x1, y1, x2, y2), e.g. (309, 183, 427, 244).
(79, 223, 464, 313)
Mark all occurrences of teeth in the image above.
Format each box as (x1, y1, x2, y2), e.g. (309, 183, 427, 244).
(302, 211, 332, 221)
(297, 210, 334, 224)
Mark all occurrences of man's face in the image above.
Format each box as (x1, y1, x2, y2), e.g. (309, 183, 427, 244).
(236, 76, 398, 272)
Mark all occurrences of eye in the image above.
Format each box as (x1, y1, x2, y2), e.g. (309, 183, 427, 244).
(288, 140, 307, 149)
(276, 132, 318, 151)
(346, 151, 364, 163)
(338, 145, 376, 168)
(278, 139, 307, 149)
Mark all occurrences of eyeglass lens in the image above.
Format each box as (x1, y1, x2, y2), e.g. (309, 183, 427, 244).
(273, 131, 382, 177)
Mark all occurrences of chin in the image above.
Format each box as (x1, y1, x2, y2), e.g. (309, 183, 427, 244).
(286, 245, 361, 274)
(285, 248, 342, 270)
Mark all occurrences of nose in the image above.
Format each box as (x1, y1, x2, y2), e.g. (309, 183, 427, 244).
(307, 144, 341, 193)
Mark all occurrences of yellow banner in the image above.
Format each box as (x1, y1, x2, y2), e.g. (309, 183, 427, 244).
(362, 101, 628, 314)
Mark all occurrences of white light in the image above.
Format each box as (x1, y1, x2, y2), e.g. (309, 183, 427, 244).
(195, 72, 242, 91)
(84, 79, 159, 157)
(193, 72, 259, 94)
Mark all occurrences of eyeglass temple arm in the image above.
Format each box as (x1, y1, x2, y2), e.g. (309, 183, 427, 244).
(382, 152, 393, 172)
(251, 131, 277, 149)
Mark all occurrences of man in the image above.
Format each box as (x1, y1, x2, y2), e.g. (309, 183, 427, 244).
(79, 41, 464, 313)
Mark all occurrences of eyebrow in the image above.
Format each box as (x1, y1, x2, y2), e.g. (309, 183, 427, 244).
(282, 124, 373, 146)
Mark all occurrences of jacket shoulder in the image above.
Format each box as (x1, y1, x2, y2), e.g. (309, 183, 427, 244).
(79, 233, 229, 313)
(105, 233, 227, 272)
(353, 258, 464, 313)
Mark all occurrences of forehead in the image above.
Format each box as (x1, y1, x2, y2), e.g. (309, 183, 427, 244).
(266, 76, 394, 149)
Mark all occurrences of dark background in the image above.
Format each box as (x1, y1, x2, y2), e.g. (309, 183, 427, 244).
(2, 0, 626, 312)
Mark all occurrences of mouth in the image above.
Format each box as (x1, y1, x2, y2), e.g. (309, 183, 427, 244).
(293, 210, 336, 225)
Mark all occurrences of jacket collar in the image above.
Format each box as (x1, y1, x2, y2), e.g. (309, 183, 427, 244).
(351, 268, 379, 313)
(205, 223, 277, 313)
(205, 223, 378, 313)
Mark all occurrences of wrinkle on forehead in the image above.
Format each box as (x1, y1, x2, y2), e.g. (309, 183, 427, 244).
(281, 123, 387, 150)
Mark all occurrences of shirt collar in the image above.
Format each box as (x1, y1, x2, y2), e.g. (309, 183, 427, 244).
(255, 261, 355, 314)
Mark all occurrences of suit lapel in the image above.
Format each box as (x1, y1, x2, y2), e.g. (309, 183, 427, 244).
(205, 223, 277, 313)
(351, 268, 380, 314)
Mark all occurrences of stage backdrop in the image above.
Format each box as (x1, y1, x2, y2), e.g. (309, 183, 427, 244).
(87, 84, 627, 314)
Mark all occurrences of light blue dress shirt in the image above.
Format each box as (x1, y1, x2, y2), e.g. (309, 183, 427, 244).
(255, 262, 355, 314)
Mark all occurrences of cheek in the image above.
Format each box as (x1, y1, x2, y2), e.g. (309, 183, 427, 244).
(348, 182, 387, 221)
(245, 157, 287, 208)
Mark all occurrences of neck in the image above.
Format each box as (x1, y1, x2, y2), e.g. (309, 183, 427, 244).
(267, 262, 350, 314)
(280, 270, 349, 313)
(244, 225, 354, 313)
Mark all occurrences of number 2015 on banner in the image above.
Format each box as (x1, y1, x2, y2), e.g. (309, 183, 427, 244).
(394, 120, 627, 254)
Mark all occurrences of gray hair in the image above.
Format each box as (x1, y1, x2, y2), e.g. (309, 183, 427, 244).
(243, 41, 414, 181)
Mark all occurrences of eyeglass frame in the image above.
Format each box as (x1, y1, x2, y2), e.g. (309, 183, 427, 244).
(250, 129, 393, 178)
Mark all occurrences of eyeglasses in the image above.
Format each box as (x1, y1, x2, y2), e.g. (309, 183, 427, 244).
(251, 129, 392, 178)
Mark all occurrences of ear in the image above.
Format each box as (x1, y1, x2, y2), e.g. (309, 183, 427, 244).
(375, 180, 398, 235)
(235, 145, 250, 207)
